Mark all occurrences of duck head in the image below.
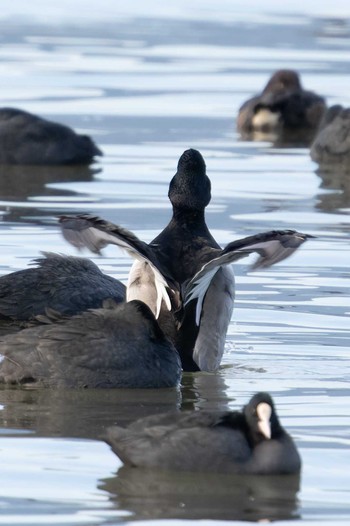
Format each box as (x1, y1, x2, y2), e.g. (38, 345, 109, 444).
(244, 392, 282, 445)
(168, 149, 211, 212)
(262, 70, 302, 95)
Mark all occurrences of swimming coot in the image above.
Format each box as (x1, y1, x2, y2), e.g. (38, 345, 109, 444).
(0, 252, 125, 323)
(310, 105, 350, 172)
(105, 391, 301, 474)
(0, 108, 102, 165)
(0, 300, 181, 389)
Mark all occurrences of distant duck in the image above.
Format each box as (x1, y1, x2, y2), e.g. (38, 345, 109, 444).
(60, 149, 311, 372)
(0, 253, 125, 324)
(0, 300, 181, 389)
(105, 392, 301, 474)
(0, 108, 102, 165)
(237, 70, 326, 145)
(310, 105, 350, 172)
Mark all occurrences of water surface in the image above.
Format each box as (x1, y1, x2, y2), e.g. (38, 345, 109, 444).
(0, 1, 350, 524)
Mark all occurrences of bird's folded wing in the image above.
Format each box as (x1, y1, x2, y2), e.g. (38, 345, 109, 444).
(59, 214, 176, 316)
(184, 230, 312, 324)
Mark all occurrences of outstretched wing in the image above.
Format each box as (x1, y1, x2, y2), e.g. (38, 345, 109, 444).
(184, 230, 312, 325)
(59, 214, 176, 317)
(224, 229, 312, 270)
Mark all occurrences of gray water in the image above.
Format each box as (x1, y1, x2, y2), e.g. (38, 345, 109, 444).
(0, 1, 350, 524)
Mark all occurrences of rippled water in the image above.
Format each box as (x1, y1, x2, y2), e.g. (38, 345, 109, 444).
(0, 1, 350, 524)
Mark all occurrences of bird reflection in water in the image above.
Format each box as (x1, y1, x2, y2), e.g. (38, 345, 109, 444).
(0, 387, 181, 440)
(100, 468, 300, 522)
(0, 164, 99, 223)
(316, 168, 350, 214)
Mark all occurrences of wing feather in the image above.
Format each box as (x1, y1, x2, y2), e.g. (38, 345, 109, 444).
(60, 214, 175, 317)
(184, 230, 312, 321)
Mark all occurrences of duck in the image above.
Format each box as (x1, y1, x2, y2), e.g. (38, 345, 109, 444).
(237, 69, 326, 144)
(0, 108, 102, 165)
(0, 252, 125, 326)
(0, 299, 181, 389)
(310, 105, 350, 173)
(60, 148, 311, 372)
(105, 391, 301, 474)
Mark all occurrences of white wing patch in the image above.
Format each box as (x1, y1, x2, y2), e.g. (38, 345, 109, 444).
(154, 276, 171, 317)
(184, 267, 220, 325)
(69, 226, 172, 318)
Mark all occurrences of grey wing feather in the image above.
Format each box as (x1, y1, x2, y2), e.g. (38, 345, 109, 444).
(184, 230, 311, 317)
(192, 267, 235, 372)
(231, 230, 312, 270)
(60, 214, 152, 259)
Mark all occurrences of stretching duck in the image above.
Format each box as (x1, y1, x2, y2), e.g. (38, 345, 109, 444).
(60, 149, 311, 372)
(0, 108, 102, 165)
(105, 392, 301, 474)
(237, 70, 326, 144)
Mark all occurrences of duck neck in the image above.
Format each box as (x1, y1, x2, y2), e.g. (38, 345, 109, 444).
(172, 207, 207, 228)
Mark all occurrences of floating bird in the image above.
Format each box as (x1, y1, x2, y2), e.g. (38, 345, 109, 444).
(0, 300, 181, 389)
(0, 108, 102, 165)
(237, 70, 326, 144)
(105, 392, 301, 474)
(310, 105, 350, 172)
(60, 149, 311, 372)
(0, 252, 125, 324)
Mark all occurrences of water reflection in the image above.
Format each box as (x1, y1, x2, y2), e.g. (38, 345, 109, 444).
(0, 373, 238, 439)
(0, 164, 99, 223)
(101, 468, 301, 522)
(0, 1, 349, 523)
(180, 371, 234, 411)
(239, 128, 319, 148)
(316, 168, 350, 213)
(0, 387, 180, 439)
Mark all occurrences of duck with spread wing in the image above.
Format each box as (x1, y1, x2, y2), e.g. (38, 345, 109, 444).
(60, 149, 311, 372)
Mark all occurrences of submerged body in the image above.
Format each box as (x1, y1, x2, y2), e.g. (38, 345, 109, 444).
(106, 392, 301, 475)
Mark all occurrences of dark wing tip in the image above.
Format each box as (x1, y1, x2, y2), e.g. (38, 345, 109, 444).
(276, 230, 316, 246)
(59, 213, 99, 225)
